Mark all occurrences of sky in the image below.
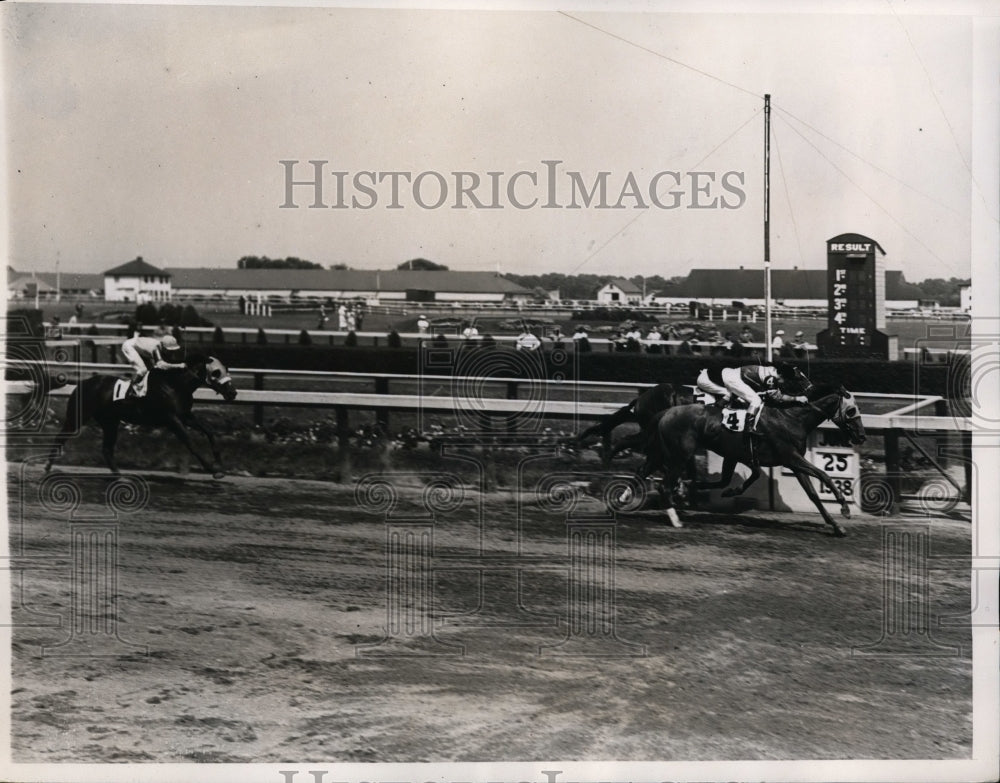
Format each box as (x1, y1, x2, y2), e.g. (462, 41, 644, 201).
(2, 0, 995, 283)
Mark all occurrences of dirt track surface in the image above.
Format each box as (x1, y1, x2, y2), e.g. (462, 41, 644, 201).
(8, 465, 972, 762)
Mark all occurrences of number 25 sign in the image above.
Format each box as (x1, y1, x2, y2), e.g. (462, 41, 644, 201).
(782, 446, 859, 502)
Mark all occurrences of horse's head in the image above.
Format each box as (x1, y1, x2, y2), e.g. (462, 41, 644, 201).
(202, 357, 238, 401)
(830, 386, 866, 445)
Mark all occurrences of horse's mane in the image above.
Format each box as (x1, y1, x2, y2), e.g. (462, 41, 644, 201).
(184, 352, 210, 366)
(805, 382, 845, 401)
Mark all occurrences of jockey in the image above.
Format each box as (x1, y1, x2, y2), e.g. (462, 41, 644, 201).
(121, 333, 187, 397)
(696, 362, 808, 431)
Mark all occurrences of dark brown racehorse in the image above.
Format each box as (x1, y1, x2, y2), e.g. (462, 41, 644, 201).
(651, 383, 866, 536)
(44, 354, 238, 477)
(572, 382, 677, 464)
(573, 364, 813, 472)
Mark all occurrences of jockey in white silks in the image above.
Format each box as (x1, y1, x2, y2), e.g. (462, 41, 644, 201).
(121, 334, 187, 397)
(696, 362, 808, 431)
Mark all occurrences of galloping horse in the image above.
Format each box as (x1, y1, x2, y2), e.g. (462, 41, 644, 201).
(45, 354, 238, 477)
(651, 384, 866, 536)
(572, 382, 677, 464)
(573, 364, 813, 470)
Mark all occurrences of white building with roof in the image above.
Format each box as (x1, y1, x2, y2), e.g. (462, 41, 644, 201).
(596, 278, 643, 305)
(104, 257, 172, 302)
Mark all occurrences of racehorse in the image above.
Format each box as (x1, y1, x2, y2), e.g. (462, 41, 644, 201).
(651, 383, 866, 536)
(573, 363, 813, 469)
(44, 354, 238, 478)
(572, 382, 677, 464)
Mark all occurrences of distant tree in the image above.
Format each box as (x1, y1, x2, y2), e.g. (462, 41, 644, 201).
(237, 256, 322, 270)
(915, 277, 970, 307)
(397, 258, 448, 271)
(330, 263, 352, 270)
(135, 302, 158, 326)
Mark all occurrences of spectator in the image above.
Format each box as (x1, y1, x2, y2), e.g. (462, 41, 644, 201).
(317, 305, 329, 330)
(346, 306, 357, 332)
(462, 320, 480, 340)
(46, 316, 63, 340)
(726, 331, 745, 358)
(771, 329, 786, 352)
(354, 304, 365, 331)
(338, 303, 348, 330)
(387, 330, 402, 348)
(239, 295, 247, 315)
(572, 325, 589, 341)
(480, 333, 497, 349)
(548, 326, 565, 345)
(576, 334, 592, 353)
(416, 315, 430, 334)
(432, 333, 449, 348)
(677, 338, 693, 355)
(516, 327, 541, 351)
(645, 325, 662, 354)
(791, 330, 808, 357)
(739, 325, 755, 343)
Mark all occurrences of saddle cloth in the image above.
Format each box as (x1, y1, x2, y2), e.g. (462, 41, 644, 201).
(720, 406, 749, 432)
(112, 378, 131, 402)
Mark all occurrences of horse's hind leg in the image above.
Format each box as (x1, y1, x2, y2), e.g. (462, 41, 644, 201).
(46, 388, 83, 472)
(609, 429, 647, 462)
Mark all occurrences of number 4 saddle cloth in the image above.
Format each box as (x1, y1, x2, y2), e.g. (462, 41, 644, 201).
(721, 406, 750, 432)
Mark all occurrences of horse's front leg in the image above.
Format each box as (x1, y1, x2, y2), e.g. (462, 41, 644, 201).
(184, 412, 223, 470)
(163, 416, 223, 478)
(784, 452, 851, 519)
(791, 470, 846, 537)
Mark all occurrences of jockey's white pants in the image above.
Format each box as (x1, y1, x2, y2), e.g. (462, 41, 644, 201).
(696, 369, 729, 400)
(721, 367, 763, 416)
(121, 343, 151, 396)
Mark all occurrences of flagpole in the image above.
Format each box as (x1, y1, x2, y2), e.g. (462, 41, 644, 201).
(764, 93, 772, 363)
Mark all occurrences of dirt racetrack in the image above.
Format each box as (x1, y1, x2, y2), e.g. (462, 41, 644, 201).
(8, 463, 972, 763)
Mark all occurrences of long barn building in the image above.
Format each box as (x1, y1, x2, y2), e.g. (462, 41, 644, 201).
(166, 268, 533, 304)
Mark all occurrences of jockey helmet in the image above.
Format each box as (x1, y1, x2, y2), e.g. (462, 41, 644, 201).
(159, 334, 186, 362)
(775, 361, 797, 379)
